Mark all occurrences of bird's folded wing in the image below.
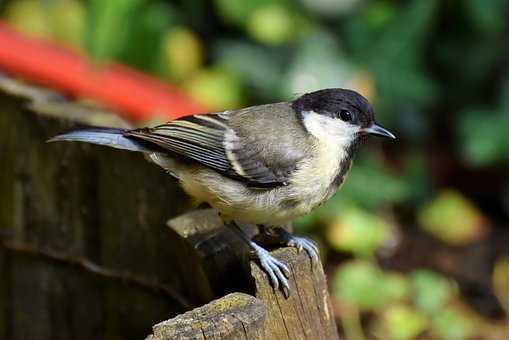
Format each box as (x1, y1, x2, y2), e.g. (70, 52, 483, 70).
(124, 110, 306, 188)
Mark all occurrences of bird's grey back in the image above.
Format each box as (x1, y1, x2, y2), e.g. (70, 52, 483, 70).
(226, 102, 312, 183)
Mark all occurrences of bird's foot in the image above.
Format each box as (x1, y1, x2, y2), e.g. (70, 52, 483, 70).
(284, 235, 320, 263)
(258, 225, 320, 264)
(249, 241, 291, 297)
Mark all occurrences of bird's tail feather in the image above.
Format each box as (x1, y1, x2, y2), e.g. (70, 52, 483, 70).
(48, 127, 152, 153)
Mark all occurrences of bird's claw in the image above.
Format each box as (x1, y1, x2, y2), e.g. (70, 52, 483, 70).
(252, 244, 291, 296)
(286, 236, 320, 264)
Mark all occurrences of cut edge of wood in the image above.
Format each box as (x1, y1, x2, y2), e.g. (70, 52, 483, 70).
(147, 293, 267, 340)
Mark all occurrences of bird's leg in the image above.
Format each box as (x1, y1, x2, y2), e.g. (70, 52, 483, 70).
(258, 225, 320, 263)
(228, 222, 290, 296)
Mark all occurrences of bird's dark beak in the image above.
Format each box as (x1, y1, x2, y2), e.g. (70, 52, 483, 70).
(362, 123, 396, 139)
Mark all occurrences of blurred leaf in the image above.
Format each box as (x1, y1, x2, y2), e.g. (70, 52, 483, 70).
(430, 306, 477, 340)
(300, 0, 361, 17)
(5, 0, 85, 50)
(464, 0, 505, 34)
(4, 0, 53, 39)
(284, 31, 356, 97)
(47, 0, 85, 50)
(85, 0, 145, 61)
(185, 67, 244, 110)
(384, 272, 411, 302)
(214, 0, 288, 27)
(459, 109, 509, 167)
(400, 151, 434, 204)
(335, 260, 408, 311)
(418, 190, 487, 245)
(493, 257, 509, 314)
(327, 205, 390, 256)
(499, 75, 509, 111)
(339, 153, 410, 209)
(247, 4, 300, 45)
(362, 1, 396, 28)
(213, 40, 286, 100)
(161, 26, 204, 81)
(374, 304, 427, 340)
(121, 2, 175, 73)
(334, 260, 387, 310)
(412, 270, 453, 314)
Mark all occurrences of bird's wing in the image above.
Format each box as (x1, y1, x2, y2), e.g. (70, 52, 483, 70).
(124, 103, 309, 188)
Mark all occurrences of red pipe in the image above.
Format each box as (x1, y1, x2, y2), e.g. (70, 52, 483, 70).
(0, 23, 206, 122)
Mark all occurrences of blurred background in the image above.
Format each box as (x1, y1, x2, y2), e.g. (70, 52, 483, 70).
(1, 0, 509, 338)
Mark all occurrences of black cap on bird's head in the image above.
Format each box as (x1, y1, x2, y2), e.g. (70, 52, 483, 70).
(292, 88, 396, 139)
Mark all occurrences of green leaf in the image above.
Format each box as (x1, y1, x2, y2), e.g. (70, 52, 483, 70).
(121, 2, 175, 73)
(334, 260, 391, 310)
(247, 4, 300, 45)
(383, 272, 411, 302)
(412, 270, 453, 314)
(378, 304, 427, 340)
(431, 307, 477, 340)
(185, 67, 244, 110)
(214, 0, 288, 27)
(213, 40, 285, 101)
(284, 30, 355, 97)
(327, 205, 390, 256)
(459, 109, 509, 166)
(339, 153, 410, 209)
(160, 26, 203, 81)
(418, 190, 486, 245)
(464, 0, 505, 34)
(85, 0, 146, 61)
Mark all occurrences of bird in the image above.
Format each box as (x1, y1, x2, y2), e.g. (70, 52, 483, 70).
(48, 88, 395, 296)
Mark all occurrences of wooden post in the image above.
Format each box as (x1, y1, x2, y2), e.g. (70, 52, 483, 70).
(147, 293, 267, 340)
(152, 209, 340, 339)
(0, 75, 339, 340)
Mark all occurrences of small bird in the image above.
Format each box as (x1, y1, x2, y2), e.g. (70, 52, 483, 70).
(49, 88, 395, 295)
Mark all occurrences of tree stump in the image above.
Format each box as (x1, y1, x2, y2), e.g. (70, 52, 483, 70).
(147, 293, 267, 340)
(152, 209, 339, 339)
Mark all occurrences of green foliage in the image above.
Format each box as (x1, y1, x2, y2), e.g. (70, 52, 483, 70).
(411, 270, 453, 314)
(377, 305, 427, 340)
(85, 0, 145, 60)
(334, 260, 409, 311)
(459, 110, 509, 166)
(213, 0, 286, 27)
(247, 4, 300, 45)
(185, 67, 244, 110)
(430, 308, 475, 340)
(339, 154, 410, 209)
(5, 0, 84, 49)
(418, 190, 486, 245)
(327, 205, 390, 257)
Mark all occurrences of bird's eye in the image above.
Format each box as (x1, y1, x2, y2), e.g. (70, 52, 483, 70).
(338, 110, 352, 121)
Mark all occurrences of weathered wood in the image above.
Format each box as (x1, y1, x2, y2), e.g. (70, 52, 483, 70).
(167, 209, 254, 298)
(146, 245, 339, 340)
(161, 209, 339, 340)
(147, 293, 267, 340)
(0, 76, 197, 340)
(251, 248, 339, 340)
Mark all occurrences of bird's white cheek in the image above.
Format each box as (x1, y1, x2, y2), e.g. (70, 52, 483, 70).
(302, 111, 358, 147)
